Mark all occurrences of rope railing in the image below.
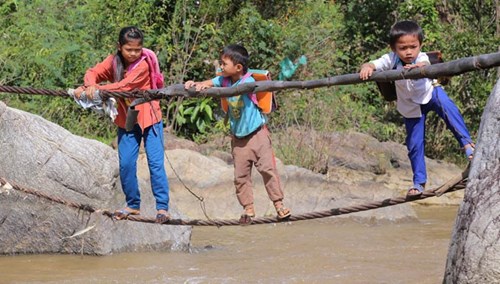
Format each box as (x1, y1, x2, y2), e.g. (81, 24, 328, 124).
(0, 167, 468, 227)
(0, 85, 148, 99)
(1, 52, 499, 105)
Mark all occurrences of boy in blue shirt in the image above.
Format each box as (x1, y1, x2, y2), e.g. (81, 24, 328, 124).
(359, 20, 475, 198)
(184, 44, 291, 224)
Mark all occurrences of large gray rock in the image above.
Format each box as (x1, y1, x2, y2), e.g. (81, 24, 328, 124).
(0, 101, 191, 255)
(152, 146, 461, 222)
(269, 127, 465, 206)
(443, 80, 500, 283)
(0, 93, 467, 257)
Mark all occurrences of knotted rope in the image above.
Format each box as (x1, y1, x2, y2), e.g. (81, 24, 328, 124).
(0, 167, 468, 227)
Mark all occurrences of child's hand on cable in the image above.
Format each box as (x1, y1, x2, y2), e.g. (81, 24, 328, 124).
(74, 85, 98, 99)
(184, 80, 196, 90)
(74, 86, 85, 99)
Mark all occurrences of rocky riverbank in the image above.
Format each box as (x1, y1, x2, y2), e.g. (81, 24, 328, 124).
(0, 100, 464, 255)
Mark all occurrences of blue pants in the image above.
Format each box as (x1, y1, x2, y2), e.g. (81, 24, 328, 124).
(117, 121, 170, 211)
(404, 86, 472, 185)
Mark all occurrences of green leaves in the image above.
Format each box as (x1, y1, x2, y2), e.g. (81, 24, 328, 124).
(168, 97, 215, 138)
(0, 0, 497, 169)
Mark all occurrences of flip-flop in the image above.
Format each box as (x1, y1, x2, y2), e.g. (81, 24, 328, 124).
(406, 184, 425, 198)
(113, 208, 140, 220)
(155, 210, 171, 224)
(464, 144, 475, 160)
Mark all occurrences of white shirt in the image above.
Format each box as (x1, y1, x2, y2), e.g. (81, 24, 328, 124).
(371, 52, 433, 118)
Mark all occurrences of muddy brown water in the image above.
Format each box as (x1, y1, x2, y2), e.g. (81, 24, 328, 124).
(0, 205, 458, 284)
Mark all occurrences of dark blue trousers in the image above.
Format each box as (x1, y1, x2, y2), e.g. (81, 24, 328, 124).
(404, 86, 472, 185)
(117, 121, 170, 211)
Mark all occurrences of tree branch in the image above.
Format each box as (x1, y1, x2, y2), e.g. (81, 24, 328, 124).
(129, 51, 500, 107)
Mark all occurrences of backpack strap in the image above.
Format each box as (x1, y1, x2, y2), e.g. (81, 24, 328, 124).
(222, 72, 258, 105)
(126, 55, 146, 72)
(392, 53, 400, 70)
(222, 72, 253, 87)
(141, 48, 164, 89)
(221, 72, 256, 124)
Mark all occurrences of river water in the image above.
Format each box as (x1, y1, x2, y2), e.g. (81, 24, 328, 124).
(0, 205, 458, 284)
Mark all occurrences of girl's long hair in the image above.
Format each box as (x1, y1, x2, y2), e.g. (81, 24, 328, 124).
(113, 26, 144, 82)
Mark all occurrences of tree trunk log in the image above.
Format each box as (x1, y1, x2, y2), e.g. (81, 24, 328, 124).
(126, 51, 500, 107)
(443, 78, 500, 283)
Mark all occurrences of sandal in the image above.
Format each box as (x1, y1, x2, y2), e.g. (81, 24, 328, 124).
(113, 207, 140, 220)
(406, 184, 425, 198)
(464, 144, 475, 161)
(155, 210, 171, 224)
(238, 213, 255, 225)
(276, 207, 291, 220)
(239, 204, 255, 225)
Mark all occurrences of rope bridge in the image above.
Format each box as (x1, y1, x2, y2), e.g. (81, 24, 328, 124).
(0, 52, 486, 226)
(0, 166, 469, 227)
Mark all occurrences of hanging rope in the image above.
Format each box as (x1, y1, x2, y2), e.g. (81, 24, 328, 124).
(0, 167, 468, 227)
(163, 151, 218, 226)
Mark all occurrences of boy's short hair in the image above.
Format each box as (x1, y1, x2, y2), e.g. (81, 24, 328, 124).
(222, 44, 249, 72)
(389, 20, 424, 47)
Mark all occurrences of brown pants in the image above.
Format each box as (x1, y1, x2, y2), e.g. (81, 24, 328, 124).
(231, 126, 284, 207)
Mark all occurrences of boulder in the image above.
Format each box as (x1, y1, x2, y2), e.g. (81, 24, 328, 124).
(443, 79, 500, 283)
(0, 95, 467, 256)
(145, 146, 462, 223)
(0, 101, 191, 255)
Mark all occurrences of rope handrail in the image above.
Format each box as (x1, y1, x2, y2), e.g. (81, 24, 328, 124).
(0, 167, 468, 227)
(1, 52, 499, 105)
(0, 85, 148, 99)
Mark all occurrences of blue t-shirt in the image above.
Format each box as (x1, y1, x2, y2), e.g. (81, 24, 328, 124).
(212, 75, 265, 138)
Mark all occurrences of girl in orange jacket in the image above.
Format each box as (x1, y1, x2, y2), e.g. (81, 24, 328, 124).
(75, 26, 170, 223)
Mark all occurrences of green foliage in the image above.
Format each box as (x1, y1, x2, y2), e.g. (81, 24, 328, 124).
(397, 0, 442, 46)
(167, 97, 215, 139)
(273, 1, 345, 78)
(219, 3, 281, 70)
(0, 0, 498, 171)
(0, 0, 89, 87)
(338, 0, 397, 71)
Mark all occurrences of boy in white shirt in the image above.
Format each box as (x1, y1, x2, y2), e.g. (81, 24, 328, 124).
(359, 20, 474, 197)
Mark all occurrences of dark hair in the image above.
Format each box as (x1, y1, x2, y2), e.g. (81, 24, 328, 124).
(389, 20, 424, 48)
(113, 26, 144, 82)
(221, 44, 249, 73)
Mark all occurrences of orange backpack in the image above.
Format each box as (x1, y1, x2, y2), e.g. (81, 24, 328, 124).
(220, 69, 277, 114)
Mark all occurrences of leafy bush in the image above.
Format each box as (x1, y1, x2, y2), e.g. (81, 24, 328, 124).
(0, 0, 497, 171)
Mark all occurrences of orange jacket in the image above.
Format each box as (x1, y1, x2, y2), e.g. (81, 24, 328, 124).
(84, 54, 162, 131)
